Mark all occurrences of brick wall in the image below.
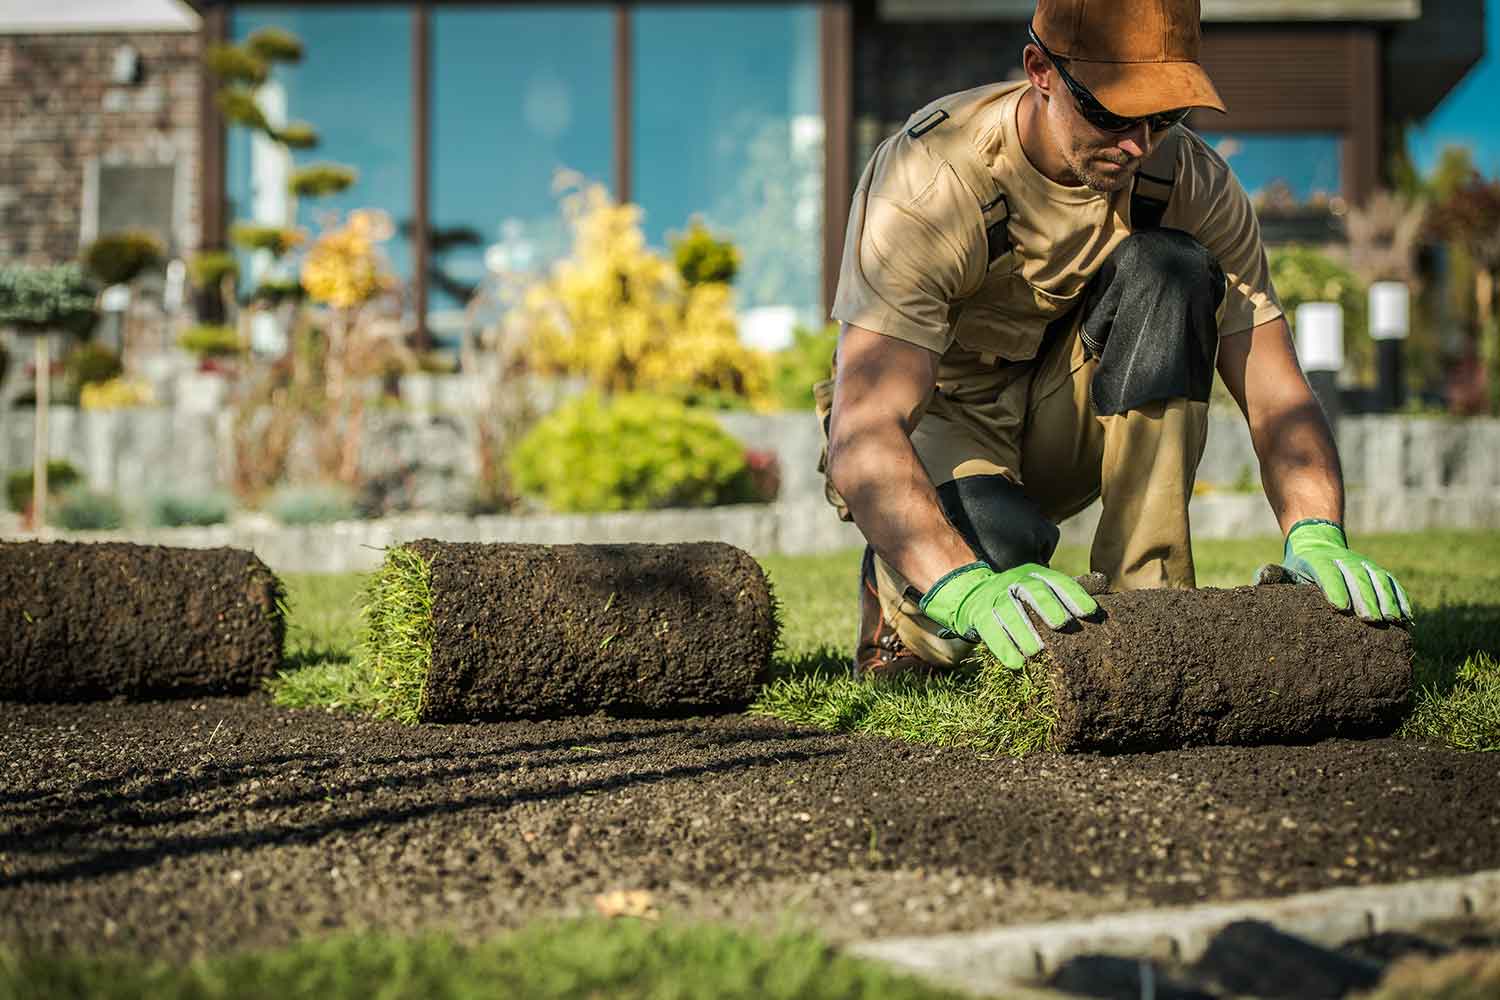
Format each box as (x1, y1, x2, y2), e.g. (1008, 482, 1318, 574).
(0, 30, 201, 265)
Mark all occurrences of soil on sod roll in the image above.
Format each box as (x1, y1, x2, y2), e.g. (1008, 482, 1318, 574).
(3, 695, 1500, 960)
(0, 541, 284, 700)
(1046, 584, 1413, 753)
(387, 540, 776, 722)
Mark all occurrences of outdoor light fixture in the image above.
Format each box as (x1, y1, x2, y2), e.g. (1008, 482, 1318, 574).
(1295, 301, 1344, 427)
(1370, 281, 1410, 412)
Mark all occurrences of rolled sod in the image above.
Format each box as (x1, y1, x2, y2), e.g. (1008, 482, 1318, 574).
(1044, 584, 1413, 753)
(0, 540, 285, 701)
(364, 540, 778, 723)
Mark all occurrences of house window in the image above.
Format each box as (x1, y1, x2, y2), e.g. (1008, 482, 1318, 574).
(1196, 131, 1344, 208)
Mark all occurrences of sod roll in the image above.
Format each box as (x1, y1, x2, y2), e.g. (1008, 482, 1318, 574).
(369, 540, 777, 722)
(0, 540, 285, 700)
(1045, 584, 1413, 753)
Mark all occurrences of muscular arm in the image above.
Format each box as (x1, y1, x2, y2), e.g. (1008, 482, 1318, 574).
(1216, 315, 1344, 533)
(826, 324, 978, 594)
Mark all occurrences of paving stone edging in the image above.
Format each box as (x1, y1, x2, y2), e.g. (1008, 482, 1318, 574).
(851, 868, 1500, 994)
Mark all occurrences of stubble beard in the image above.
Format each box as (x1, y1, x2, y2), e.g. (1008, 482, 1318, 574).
(1066, 141, 1139, 194)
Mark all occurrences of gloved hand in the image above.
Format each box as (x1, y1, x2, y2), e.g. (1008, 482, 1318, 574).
(920, 562, 1099, 669)
(1261, 518, 1412, 623)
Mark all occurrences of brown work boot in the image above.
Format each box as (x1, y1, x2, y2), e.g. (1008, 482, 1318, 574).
(854, 546, 935, 680)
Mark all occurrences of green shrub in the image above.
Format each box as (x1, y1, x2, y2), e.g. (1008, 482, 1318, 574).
(179, 324, 242, 358)
(671, 219, 740, 287)
(6, 461, 81, 512)
(0, 263, 98, 334)
(268, 484, 359, 525)
(147, 490, 234, 528)
(273, 121, 319, 150)
(81, 230, 164, 286)
(229, 223, 302, 257)
(187, 250, 238, 289)
(216, 87, 269, 131)
(65, 342, 123, 390)
(50, 487, 124, 531)
(247, 276, 305, 306)
(290, 164, 357, 198)
(509, 392, 756, 513)
(246, 26, 304, 64)
(769, 322, 839, 410)
(204, 43, 268, 86)
(1269, 245, 1370, 376)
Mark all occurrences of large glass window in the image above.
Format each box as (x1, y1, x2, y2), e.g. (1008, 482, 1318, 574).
(428, 7, 614, 336)
(634, 5, 823, 342)
(228, 7, 413, 291)
(1197, 132, 1344, 208)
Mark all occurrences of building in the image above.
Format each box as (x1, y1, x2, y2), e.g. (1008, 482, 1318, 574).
(0, 0, 1485, 344)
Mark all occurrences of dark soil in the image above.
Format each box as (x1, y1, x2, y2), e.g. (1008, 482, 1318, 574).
(0, 542, 284, 701)
(3, 696, 1498, 960)
(410, 541, 776, 721)
(1050, 585, 1412, 753)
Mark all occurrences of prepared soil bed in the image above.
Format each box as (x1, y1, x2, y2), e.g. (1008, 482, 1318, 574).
(3, 696, 1498, 960)
(0, 541, 284, 701)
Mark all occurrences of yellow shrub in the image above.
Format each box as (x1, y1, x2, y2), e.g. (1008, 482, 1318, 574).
(300, 209, 396, 308)
(519, 178, 769, 405)
(80, 377, 156, 411)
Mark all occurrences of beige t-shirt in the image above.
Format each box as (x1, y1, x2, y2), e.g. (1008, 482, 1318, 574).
(831, 81, 1283, 363)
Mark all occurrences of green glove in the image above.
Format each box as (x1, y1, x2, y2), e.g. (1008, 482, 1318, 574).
(1278, 519, 1412, 623)
(920, 562, 1099, 670)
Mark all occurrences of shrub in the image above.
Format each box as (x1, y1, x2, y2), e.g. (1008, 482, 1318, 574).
(147, 490, 233, 528)
(179, 324, 242, 359)
(247, 276, 305, 306)
(81, 230, 164, 286)
(1269, 245, 1370, 377)
(50, 487, 124, 531)
(204, 43, 268, 86)
(80, 377, 155, 411)
(6, 461, 81, 512)
(0, 263, 98, 334)
(290, 164, 358, 199)
(216, 87, 269, 131)
(245, 26, 303, 64)
(187, 250, 238, 289)
(230, 223, 304, 257)
(268, 484, 359, 525)
(671, 219, 740, 287)
(65, 343, 123, 390)
(273, 122, 319, 150)
(769, 322, 839, 410)
(509, 392, 757, 513)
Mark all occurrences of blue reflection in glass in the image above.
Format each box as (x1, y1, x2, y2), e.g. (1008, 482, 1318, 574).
(634, 5, 823, 325)
(429, 7, 614, 332)
(228, 7, 413, 287)
(1197, 132, 1344, 203)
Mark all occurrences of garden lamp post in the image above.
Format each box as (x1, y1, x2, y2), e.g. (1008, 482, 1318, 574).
(1295, 301, 1344, 432)
(1369, 281, 1410, 413)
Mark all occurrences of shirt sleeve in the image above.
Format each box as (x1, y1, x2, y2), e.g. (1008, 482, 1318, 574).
(1166, 132, 1285, 337)
(831, 146, 984, 355)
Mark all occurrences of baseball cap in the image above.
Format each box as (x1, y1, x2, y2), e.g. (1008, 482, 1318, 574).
(1032, 0, 1227, 117)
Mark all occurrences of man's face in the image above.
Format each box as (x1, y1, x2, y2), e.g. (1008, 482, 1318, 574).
(1044, 69, 1155, 193)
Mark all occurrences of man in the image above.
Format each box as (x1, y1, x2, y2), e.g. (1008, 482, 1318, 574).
(819, 0, 1411, 676)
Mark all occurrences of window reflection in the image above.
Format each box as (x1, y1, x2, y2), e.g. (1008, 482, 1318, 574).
(1197, 132, 1344, 209)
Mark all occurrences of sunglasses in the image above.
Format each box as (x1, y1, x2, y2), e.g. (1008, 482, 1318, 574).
(1027, 24, 1192, 134)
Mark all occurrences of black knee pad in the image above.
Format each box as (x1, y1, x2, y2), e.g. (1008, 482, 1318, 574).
(935, 475, 1060, 572)
(1079, 228, 1226, 416)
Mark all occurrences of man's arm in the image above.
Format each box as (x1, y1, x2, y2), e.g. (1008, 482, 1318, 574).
(1215, 315, 1343, 534)
(826, 323, 976, 593)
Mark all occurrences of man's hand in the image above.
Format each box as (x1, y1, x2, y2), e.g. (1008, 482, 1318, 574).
(920, 562, 1099, 669)
(1268, 519, 1412, 623)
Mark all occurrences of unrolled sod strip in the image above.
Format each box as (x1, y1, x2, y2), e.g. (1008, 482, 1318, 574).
(1041, 584, 1413, 753)
(0, 540, 285, 700)
(362, 540, 778, 723)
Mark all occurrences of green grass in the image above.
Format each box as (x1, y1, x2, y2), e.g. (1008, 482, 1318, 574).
(267, 533, 1500, 755)
(0, 920, 964, 1000)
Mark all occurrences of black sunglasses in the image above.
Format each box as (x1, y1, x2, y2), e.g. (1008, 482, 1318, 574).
(1027, 24, 1192, 134)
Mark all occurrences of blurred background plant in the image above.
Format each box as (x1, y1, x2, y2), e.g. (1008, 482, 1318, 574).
(147, 490, 234, 528)
(267, 482, 360, 525)
(1270, 245, 1371, 381)
(768, 322, 838, 411)
(6, 461, 81, 516)
(50, 487, 125, 532)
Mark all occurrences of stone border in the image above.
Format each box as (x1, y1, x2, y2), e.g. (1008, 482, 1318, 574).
(851, 869, 1500, 994)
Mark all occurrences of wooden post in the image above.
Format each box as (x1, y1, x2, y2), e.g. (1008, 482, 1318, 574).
(32, 333, 49, 535)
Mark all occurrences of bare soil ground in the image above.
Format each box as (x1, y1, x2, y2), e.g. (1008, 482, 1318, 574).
(3, 695, 1499, 960)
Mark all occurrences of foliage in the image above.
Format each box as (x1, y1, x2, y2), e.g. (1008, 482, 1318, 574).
(146, 490, 233, 528)
(671, 218, 740, 287)
(267, 483, 359, 525)
(246, 26, 304, 64)
(0, 341, 8, 386)
(300, 210, 396, 308)
(1427, 170, 1500, 270)
(1404, 651, 1500, 752)
(204, 43, 268, 86)
(274, 122, 320, 150)
(178, 324, 242, 358)
(49, 486, 124, 531)
(769, 323, 839, 410)
(519, 178, 770, 403)
(0, 920, 966, 1000)
(81, 230, 165, 286)
(65, 342, 123, 390)
(80, 377, 156, 411)
(1269, 245, 1370, 376)
(247, 276, 306, 306)
(5, 460, 81, 512)
(509, 392, 757, 513)
(216, 87, 270, 130)
(188, 250, 238, 289)
(0, 263, 98, 333)
(290, 163, 358, 199)
(230, 223, 305, 258)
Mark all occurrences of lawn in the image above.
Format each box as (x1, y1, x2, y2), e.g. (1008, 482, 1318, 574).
(273, 532, 1500, 754)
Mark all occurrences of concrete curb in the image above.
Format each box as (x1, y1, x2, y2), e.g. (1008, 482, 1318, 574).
(851, 869, 1500, 994)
